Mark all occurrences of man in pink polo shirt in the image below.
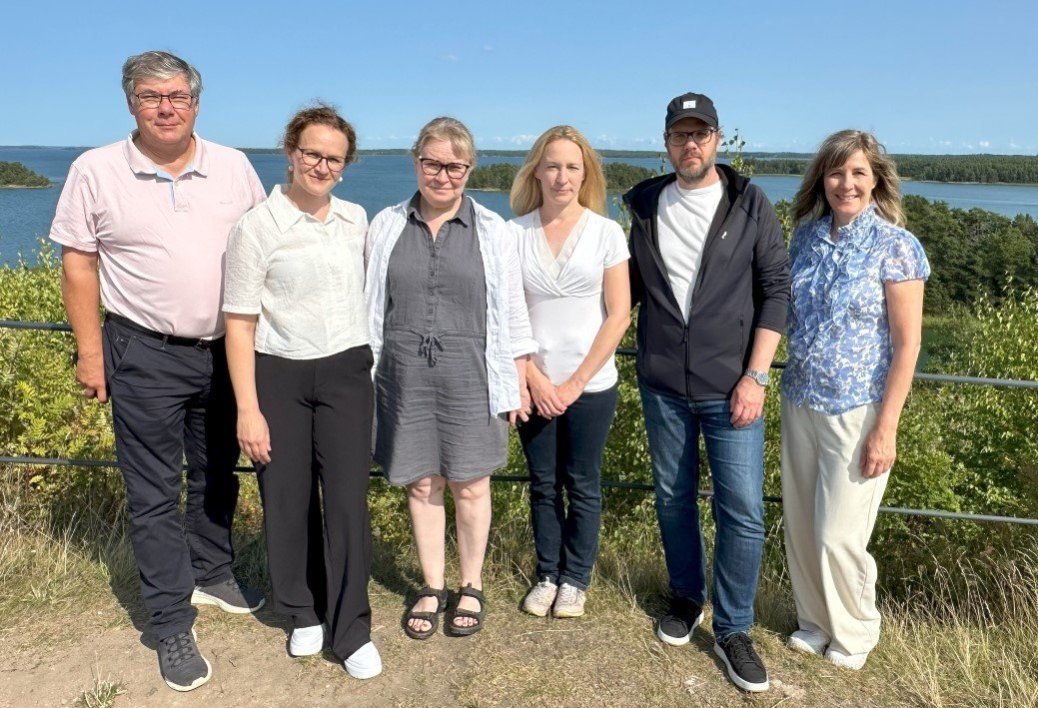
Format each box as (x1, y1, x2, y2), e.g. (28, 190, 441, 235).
(50, 50, 266, 692)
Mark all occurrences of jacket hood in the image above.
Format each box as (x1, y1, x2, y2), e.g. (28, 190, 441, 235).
(623, 163, 750, 218)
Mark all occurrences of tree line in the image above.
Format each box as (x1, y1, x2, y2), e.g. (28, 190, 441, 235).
(744, 154, 1038, 183)
(467, 161, 654, 192)
(0, 161, 50, 188)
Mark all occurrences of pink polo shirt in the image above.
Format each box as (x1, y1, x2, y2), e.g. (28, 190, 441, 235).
(50, 133, 266, 338)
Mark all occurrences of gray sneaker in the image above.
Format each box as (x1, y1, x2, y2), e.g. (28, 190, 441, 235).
(521, 579, 558, 617)
(192, 578, 265, 614)
(552, 583, 586, 618)
(158, 630, 211, 692)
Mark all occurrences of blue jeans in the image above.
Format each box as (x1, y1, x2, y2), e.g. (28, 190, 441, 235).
(639, 384, 765, 637)
(518, 386, 618, 590)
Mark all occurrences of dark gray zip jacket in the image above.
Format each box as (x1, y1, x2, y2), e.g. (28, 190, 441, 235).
(623, 164, 790, 401)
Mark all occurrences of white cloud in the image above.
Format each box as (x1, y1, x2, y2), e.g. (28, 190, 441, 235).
(441, 53, 459, 63)
(482, 44, 493, 52)
(979, 140, 990, 148)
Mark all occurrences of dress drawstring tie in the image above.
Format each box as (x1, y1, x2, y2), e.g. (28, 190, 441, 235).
(418, 333, 443, 366)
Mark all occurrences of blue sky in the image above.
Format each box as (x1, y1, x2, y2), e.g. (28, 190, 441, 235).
(2, 0, 1036, 154)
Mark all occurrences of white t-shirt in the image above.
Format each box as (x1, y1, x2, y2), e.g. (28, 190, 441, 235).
(223, 185, 369, 359)
(656, 180, 723, 321)
(509, 209, 630, 392)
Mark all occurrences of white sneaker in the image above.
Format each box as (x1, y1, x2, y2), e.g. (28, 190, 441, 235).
(289, 624, 325, 657)
(344, 641, 382, 679)
(552, 583, 586, 618)
(521, 578, 558, 617)
(825, 647, 869, 670)
(787, 629, 828, 656)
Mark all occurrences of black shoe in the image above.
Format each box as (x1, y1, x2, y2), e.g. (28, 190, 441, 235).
(714, 631, 769, 692)
(158, 630, 212, 692)
(191, 578, 265, 614)
(656, 597, 704, 646)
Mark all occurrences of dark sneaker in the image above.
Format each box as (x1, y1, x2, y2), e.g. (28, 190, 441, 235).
(656, 597, 704, 646)
(191, 578, 265, 614)
(714, 631, 769, 692)
(158, 630, 211, 692)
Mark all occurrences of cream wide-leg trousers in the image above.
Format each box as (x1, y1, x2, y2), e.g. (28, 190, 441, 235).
(780, 396, 890, 656)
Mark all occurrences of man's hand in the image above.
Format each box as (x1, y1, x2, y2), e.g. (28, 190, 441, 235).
(75, 351, 108, 402)
(729, 376, 765, 428)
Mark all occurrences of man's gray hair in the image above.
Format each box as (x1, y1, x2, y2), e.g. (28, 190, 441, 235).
(121, 51, 203, 103)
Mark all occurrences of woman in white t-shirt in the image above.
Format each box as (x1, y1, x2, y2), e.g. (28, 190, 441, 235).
(508, 126, 631, 618)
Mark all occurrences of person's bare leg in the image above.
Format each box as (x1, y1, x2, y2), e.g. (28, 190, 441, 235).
(450, 476, 491, 628)
(407, 475, 447, 633)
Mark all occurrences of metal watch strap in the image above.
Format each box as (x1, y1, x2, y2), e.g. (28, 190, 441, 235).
(743, 368, 770, 386)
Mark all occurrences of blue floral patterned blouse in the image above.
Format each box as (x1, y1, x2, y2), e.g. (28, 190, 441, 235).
(781, 204, 930, 414)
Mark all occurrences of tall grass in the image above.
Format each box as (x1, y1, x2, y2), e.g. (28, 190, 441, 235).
(4, 461, 1038, 705)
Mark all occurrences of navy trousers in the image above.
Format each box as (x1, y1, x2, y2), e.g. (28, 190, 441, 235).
(518, 385, 618, 590)
(103, 315, 240, 641)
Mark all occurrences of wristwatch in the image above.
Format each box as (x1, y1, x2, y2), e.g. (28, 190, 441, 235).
(743, 369, 770, 387)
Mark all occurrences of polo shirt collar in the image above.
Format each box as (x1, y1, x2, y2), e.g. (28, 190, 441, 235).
(267, 184, 358, 233)
(123, 132, 206, 179)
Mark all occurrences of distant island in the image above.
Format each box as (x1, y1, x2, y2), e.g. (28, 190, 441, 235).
(0, 161, 50, 188)
(467, 162, 655, 192)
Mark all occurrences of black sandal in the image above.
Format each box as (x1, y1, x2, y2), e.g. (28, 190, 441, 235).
(449, 584, 486, 637)
(403, 586, 448, 640)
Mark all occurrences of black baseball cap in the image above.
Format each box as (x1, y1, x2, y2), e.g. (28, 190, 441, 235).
(665, 92, 719, 130)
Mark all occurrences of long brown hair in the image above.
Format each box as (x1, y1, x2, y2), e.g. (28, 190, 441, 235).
(791, 130, 904, 227)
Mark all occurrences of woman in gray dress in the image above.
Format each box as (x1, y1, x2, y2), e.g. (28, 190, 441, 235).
(365, 117, 536, 638)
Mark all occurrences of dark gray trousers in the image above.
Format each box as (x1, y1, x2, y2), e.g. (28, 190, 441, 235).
(103, 315, 240, 641)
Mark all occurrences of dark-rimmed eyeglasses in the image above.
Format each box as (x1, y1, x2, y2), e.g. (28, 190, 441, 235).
(664, 128, 718, 147)
(297, 148, 347, 173)
(134, 92, 196, 110)
(418, 158, 471, 179)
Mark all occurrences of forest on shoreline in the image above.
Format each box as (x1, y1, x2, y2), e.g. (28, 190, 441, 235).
(230, 148, 1038, 184)
(0, 161, 49, 188)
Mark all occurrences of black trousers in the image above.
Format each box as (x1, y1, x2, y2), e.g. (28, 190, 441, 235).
(103, 316, 240, 641)
(255, 345, 374, 661)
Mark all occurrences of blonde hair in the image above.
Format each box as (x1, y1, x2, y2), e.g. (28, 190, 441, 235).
(792, 129, 904, 227)
(410, 116, 476, 165)
(509, 126, 607, 216)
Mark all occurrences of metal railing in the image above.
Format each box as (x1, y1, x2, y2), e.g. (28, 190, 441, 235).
(3, 319, 1038, 527)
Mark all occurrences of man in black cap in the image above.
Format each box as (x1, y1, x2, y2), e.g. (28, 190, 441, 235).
(623, 92, 789, 693)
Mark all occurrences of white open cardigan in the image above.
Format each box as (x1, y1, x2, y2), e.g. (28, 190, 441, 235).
(364, 197, 538, 416)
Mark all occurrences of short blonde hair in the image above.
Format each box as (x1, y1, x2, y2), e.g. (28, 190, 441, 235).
(792, 129, 904, 227)
(509, 126, 607, 216)
(410, 116, 477, 166)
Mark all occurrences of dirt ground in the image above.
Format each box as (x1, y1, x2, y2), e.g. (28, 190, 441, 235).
(0, 578, 911, 708)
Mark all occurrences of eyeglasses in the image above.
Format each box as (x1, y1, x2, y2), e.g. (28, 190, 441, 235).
(134, 92, 196, 110)
(418, 158, 471, 179)
(297, 148, 347, 173)
(664, 128, 718, 147)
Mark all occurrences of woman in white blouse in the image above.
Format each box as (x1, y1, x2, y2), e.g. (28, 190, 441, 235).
(509, 126, 631, 618)
(223, 105, 381, 679)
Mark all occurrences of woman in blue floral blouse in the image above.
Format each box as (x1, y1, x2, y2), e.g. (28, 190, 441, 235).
(780, 130, 930, 670)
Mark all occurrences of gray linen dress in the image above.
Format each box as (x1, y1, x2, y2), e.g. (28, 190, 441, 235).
(374, 194, 509, 486)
